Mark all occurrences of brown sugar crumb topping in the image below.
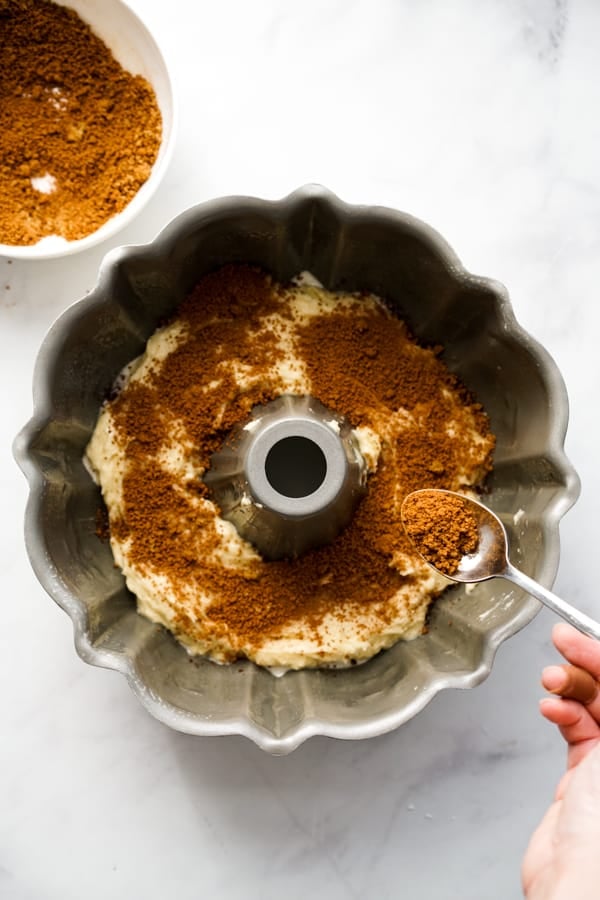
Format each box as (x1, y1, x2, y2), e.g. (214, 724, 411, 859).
(402, 491, 479, 576)
(94, 265, 495, 665)
(0, 0, 162, 245)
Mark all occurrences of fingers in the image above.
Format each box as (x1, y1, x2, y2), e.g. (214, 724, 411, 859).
(540, 697, 600, 767)
(539, 696, 597, 738)
(545, 624, 600, 724)
(542, 664, 598, 704)
(551, 623, 600, 681)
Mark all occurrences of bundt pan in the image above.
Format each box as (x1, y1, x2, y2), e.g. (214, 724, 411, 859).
(14, 185, 580, 754)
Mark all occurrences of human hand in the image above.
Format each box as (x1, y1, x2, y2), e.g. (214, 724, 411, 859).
(522, 623, 600, 898)
(522, 742, 600, 899)
(539, 622, 600, 773)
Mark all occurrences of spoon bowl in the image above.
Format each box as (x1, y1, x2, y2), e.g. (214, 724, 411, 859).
(402, 489, 600, 641)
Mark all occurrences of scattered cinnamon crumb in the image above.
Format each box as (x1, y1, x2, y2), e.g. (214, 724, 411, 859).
(93, 265, 495, 663)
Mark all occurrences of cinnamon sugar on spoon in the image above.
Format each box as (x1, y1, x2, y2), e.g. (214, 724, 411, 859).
(402, 490, 479, 576)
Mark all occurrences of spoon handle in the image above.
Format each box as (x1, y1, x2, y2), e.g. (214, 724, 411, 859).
(504, 563, 600, 641)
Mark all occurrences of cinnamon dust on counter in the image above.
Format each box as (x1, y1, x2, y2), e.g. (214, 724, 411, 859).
(402, 491, 479, 576)
(103, 266, 495, 659)
(0, 0, 162, 245)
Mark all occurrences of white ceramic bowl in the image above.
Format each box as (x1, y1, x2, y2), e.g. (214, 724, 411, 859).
(0, 0, 175, 261)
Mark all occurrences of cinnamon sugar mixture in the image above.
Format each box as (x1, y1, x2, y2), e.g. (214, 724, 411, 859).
(402, 491, 479, 576)
(0, 0, 162, 246)
(86, 266, 495, 669)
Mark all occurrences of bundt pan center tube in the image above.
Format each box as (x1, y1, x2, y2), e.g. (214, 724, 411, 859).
(204, 395, 367, 560)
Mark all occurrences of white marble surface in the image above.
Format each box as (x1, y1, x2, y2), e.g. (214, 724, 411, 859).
(2, 0, 600, 897)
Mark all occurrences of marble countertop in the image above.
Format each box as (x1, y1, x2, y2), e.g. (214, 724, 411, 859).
(2, 1, 599, 897)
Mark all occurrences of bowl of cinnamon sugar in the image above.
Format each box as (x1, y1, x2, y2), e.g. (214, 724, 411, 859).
(0, 0, 175, 259)
(15, 185, 580, 753)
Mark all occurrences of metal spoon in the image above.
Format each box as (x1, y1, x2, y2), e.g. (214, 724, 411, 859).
(401, 488, 600, 641)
